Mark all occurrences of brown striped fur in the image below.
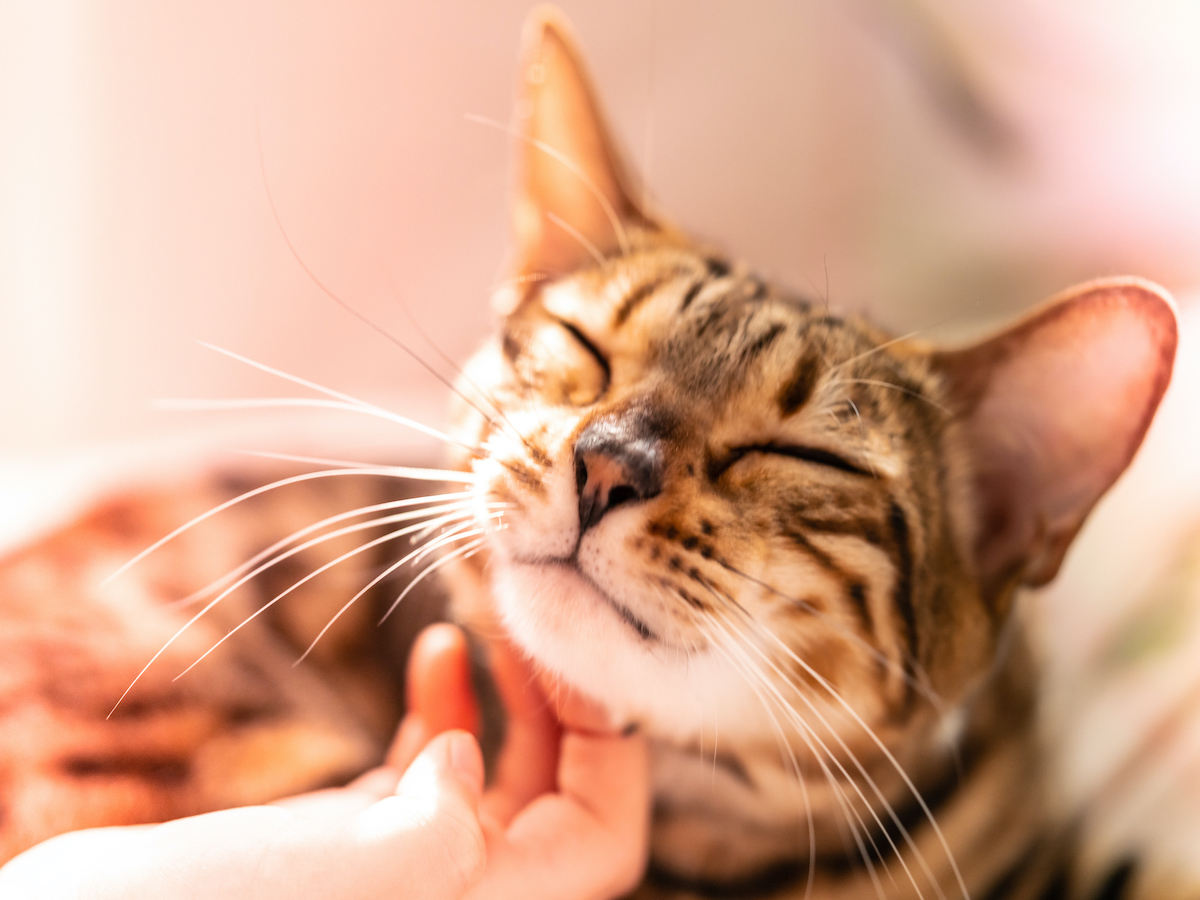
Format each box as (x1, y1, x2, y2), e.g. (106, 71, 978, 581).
(446, 10, 1178, 899)
(0, 470, 448, 865)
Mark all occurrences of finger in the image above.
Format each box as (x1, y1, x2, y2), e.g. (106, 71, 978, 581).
(272, 731, 488, 900)
(477, 730, 651, 900)
(394, 729, 485, 810)
(387, 623, 480, 770)
(480, 637, 560, 825)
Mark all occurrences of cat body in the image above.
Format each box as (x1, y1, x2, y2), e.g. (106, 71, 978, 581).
(0, 8, 1186, 900)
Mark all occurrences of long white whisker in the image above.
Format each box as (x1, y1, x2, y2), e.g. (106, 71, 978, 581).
(173, 492, 475, 607)
(158, 396, 477, 452)
(545, 211, 608, 269)
(825, 379, 950, 416)
(297, 514, 503, 664)
(403, 511, 503, 570)
(378, 533, 490, 625)
(715, 601, 961, 900)
(171, 513, 479, 684)
(689, 614, 818, 898)
(708, 607, 916, 899)
(700, 616, 880, 900)
(103, 467, 474, 587)
(197, 341, 379, 412)
(232, 449, 394, 470)
(710, 562, 946, 711)
(191, 341, 492, 454)
(391, 292, 541, 453)
(109, 506, 475, 717)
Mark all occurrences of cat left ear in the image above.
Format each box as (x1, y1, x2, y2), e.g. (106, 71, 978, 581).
(931, 278, 1177, 591)
(509, 8, 646, 282)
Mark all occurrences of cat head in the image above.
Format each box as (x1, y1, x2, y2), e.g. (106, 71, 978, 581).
(450, 10, 1177, 748)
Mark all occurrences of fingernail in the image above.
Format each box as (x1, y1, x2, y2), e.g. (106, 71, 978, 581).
(447, 731, 484, 799)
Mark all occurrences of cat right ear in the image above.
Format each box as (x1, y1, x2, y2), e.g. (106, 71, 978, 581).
(508, 7, 645, 285)
(931, 279, 1177, 594)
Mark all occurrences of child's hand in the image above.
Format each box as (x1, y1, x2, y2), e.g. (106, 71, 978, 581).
(0, 625, 651, 900)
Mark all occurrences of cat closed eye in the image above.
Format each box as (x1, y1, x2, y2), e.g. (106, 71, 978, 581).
(719, 444, 871, 478)
(513, 319, 609, 406)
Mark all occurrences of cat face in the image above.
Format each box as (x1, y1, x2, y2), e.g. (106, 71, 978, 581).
(461, 236, 976, 743)
(450, 12, 1177, 755)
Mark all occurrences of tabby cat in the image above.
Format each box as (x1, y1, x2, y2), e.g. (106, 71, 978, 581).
(441, 11, 1179, 900)
(0, 8, 1184, 900)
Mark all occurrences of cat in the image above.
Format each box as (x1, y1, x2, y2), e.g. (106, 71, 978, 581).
(439, 10, 1179, 899)
(0, 7, 1185, 900)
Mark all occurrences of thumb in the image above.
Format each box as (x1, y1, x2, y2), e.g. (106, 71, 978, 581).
(356, 730, 487, 899)
(395, 729, 486, 810)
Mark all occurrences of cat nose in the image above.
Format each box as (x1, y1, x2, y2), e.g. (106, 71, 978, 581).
(574, 419, 664, 533)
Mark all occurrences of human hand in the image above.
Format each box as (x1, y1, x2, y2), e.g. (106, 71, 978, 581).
(0, 624, 651, 900)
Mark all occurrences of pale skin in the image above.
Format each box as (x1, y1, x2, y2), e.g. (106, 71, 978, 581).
(0, 625, 651, 900)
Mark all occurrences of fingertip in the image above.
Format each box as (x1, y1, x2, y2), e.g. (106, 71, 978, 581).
(410, 622, 467, 667)
(408, 623, 480, 738)
(399, 730, 484, 805)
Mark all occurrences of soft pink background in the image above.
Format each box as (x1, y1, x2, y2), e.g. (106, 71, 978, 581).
(1, 1, 1198, 526)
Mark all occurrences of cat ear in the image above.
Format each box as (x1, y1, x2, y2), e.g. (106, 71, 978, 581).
(510, 8, 644, 280)
(931, 278, 1177, 590)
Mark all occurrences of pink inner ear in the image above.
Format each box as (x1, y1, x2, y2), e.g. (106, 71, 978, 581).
(946, 280, 1177, 587)
(980, 300, 1171, 523)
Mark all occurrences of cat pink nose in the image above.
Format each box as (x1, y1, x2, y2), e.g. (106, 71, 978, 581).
(574, 420, 663, 532)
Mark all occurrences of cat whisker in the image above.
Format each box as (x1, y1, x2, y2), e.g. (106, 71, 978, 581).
(707, 603, 933, 900)
(714, 598, 965, 900)
(665, 592, 812, 886)
(231, 449, 395, 470)
(392, 291, 545, 460)
(178, 343, 531, 477)
(699, 616, 879, 900)
(298, 513, 504, 663)
(377, 532, 491, 625)
(198, 502, 481, 617)
(545, 211, 608, 269)
(404, 517, 485, 570)
(257, 120, 526, 448)
(103, 466, 475, 587)
(163, 388, 478, 456)
(171, 511, 483, 684)
(823, 329, 930, 381)
(825, 378, 951, 416)
(170, 493, 476, 608)
(464, 113, 630, 255)
(707, 560, 948, 712)
(697, 595, 908, 898)
(823, 302, 982, 384)
(109, 504, 477, 716)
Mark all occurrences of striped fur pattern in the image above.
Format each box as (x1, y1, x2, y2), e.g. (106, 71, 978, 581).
(0, 470, 447, 864)
(447, 11, 1179, 899)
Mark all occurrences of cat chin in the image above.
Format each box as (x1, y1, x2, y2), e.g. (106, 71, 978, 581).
(489, 556, 783, 744)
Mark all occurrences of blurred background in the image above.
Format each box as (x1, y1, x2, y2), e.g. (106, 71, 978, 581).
(1, 0, 1199, 553)
(2, 0, 1200, 864)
